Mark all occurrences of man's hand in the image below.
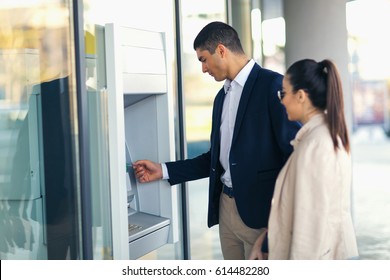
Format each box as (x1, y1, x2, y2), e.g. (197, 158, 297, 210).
(249, 229, 268, 260)
(133, 160, 163, 183)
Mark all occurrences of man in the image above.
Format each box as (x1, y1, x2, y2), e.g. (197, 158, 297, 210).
(133, 21, 300, 259)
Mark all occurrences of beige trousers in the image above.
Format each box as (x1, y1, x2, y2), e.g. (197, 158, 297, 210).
(219, 192, 266, 260)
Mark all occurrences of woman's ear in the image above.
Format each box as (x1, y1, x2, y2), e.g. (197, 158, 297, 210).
(297, 89, 307, 103)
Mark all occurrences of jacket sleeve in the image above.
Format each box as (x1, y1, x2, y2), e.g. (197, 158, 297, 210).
(166, 151, 211, 185)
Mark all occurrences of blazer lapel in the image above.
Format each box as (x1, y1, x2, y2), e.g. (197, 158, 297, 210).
(214, 88, 226, 129)
(231, 64, 260, 145)
(210, 88, 226, 162)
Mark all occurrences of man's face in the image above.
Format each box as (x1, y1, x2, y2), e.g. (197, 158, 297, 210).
(195, 46, 226, 82)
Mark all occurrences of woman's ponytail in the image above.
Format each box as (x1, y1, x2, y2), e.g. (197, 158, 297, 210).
(321, 59, 350, 152)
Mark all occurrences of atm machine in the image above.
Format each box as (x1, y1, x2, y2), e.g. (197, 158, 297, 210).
(105, 24, 179, 259)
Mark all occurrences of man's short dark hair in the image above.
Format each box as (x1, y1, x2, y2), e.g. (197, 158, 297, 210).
(193, 21, 245, 54)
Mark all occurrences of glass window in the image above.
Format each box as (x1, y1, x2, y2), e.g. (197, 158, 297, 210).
(181, 0, 226, 260)
(0, 1, 82, 259)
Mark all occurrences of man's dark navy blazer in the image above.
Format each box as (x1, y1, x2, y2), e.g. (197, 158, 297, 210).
(166, 63, 301, 229)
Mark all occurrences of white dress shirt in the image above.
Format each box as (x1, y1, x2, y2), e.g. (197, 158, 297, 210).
(220, 59, 255, 188)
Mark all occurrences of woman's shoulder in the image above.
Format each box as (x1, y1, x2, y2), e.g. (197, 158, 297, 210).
(298, 123, 334, 151)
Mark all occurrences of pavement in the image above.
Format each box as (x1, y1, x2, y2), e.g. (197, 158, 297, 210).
(351, 126, 390, 260)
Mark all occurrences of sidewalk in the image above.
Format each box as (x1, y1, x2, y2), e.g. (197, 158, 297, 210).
(351, 126, 390, 260)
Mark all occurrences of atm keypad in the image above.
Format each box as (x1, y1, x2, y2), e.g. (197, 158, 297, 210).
(128, 223, 143, 234)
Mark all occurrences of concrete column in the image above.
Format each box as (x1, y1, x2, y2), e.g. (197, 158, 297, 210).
(283, 0, 352, 128)
(230, 0, 253, 57)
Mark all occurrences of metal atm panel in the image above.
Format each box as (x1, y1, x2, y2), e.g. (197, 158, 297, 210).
(105, 23, 178, 259)
(124, 98, 170, 260)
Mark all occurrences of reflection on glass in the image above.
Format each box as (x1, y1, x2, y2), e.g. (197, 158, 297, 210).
(0, 1, 81, 259)
(0, 48, 44, 259)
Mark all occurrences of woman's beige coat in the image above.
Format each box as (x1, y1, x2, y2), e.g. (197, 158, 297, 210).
(268, 114, 359, 259)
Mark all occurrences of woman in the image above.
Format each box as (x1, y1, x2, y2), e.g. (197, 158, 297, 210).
(250, 59, 359, 259)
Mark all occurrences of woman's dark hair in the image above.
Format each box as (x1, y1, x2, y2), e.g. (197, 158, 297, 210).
(286, 59, 350, 152)
(193, 21, 245, 55)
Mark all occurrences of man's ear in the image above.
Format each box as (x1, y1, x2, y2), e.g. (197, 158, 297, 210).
(216, 44, 226, 57)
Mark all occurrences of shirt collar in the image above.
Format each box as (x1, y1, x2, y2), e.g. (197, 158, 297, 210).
(224, 59, 255, 91)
